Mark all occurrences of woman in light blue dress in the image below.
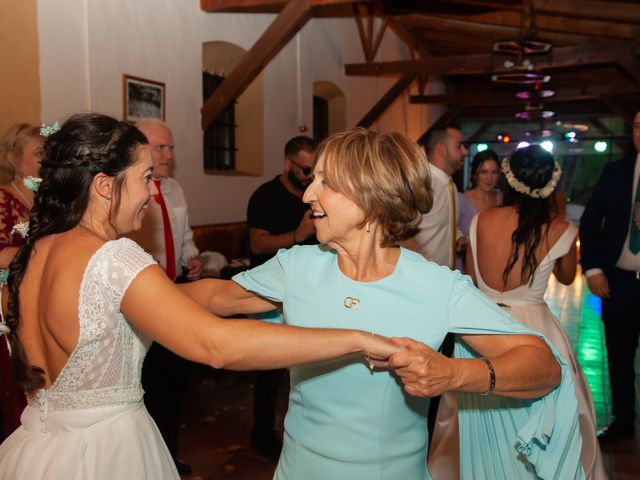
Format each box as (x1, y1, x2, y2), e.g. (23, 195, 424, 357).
(217, 129, 584, 479)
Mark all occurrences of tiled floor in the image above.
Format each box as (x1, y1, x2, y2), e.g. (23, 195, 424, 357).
(545, 272, 640, 480)
(177, 272, 640, 479)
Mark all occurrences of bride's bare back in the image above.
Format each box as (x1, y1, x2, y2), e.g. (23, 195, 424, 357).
(17, 227, 104, 389)
(470, 206, 575, 291)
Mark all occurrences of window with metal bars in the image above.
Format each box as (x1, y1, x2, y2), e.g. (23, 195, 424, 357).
(203, 71, 237, 171)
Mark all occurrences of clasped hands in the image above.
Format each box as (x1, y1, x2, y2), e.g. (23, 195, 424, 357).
(367, 335, 456, 398)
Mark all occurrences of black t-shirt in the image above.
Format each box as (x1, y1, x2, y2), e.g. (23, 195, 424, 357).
(247, 175, 317, 267)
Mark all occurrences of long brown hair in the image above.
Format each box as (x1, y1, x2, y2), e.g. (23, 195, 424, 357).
(6, 113, 148, 393)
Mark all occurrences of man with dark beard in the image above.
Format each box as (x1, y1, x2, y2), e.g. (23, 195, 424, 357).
(245, 135, 317, 459)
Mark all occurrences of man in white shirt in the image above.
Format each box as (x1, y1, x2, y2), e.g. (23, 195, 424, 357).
(129, 118, 202, 475)
(580, 110, 640, 444)
(406, 125, 468, 269)
(130, 119, 202, 281)
(404, 125, 468, 440)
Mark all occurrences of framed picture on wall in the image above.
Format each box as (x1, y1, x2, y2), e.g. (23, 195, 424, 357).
(122, 74, 165, 121)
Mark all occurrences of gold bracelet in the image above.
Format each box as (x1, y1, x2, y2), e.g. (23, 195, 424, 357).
(479, 358, 496, 396)
(365, 332, 375, 370)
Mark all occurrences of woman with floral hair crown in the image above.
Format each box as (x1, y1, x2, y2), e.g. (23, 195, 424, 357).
(0, 123, 45, 442)
(431, 144, 605, 479)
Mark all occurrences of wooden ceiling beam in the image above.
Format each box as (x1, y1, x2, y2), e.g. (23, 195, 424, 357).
(345, 41, 637, 76)
(533, 0, 640, 24)
(399, 13, 589, 46)
(410, 91, 640, 107)
(409, 28, 494, 51)
(356, 72, 417, 128)
(200, 0, 363, 13)
(201, 0, 312, 130)
(417, 106, 465, 145)
(353, 3, 388, 62)
(434, 0, 640, 24)
(430, 10, 639, 40)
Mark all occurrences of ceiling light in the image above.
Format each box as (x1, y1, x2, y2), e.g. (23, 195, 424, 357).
(594, 141, 608, 153)
(492, 70, 550, 84)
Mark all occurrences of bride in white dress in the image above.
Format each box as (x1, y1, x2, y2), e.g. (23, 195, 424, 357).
(429, 144, 606, 479)
(0, 113, 398, 479)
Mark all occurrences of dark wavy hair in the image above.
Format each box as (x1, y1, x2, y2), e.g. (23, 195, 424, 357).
(502, 144, 557, 286)
(468, 149, 500, 189)
(6, 113, 148, 393)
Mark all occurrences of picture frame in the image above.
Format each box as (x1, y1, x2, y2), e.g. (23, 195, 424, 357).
(122, 74, 165, 122)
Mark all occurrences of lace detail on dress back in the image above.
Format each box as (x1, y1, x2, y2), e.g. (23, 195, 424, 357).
(470, 215, 578, 305)
(30, 238, 155, 411)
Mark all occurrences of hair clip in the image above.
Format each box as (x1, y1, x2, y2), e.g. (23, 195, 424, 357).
(11, 222, 29, 239)
(23, 176, 42, 192)
(40, 121, 61, 137)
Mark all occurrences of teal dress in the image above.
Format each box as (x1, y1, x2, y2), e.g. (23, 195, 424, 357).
(233, 246, 583, 480)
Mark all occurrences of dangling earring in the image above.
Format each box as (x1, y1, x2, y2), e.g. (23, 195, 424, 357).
(365, 221, 371, 233)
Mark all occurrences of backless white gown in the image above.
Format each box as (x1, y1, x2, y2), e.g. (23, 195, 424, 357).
(0, 238, 179, 479)
(429, 216, 606, 480)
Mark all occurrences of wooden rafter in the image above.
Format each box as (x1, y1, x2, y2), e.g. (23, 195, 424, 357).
(201, 0, 312, 130)
(398, 13, 590, 47)
(428, 0, 640, 24)
(409, 91, 640, 108)
(417, 106, 465, 145)
(352, 3, 388, 62)
(345, 41, 638, 76)
(356, 72, 417, 128)
(201, 0, 363, 13)
(431, 10, 639, 40)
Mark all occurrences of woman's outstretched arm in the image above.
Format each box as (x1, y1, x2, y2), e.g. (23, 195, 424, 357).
(178, 278, 278, 316)
(123, 264, 400, 370)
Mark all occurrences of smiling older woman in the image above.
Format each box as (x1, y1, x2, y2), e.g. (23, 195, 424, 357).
(216, 128, 584, 479)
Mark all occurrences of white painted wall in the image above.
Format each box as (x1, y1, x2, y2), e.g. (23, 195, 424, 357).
(37, 0, 443, 225)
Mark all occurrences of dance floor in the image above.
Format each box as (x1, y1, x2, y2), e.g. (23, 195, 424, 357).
(177, 270, 640, 479)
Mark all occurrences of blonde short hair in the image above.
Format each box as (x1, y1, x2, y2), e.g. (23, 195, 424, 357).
(317, 128, 433, 246)
(0, 123, 42, 185)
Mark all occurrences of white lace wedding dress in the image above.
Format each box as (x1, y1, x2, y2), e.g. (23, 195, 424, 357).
(0, 238, 179, 479)
(429, 217, 606, 480)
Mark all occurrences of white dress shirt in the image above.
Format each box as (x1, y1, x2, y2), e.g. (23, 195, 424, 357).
(128, 177, 199, 280)
(585, 153, 640, 277)
(413, 162, 461, 267)
(616, 153, 640, 271)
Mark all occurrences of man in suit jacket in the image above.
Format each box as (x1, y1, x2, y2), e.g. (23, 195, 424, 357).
(579, 110, 640, 443)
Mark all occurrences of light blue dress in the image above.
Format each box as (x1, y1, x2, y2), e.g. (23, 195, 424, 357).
(233, 245, 583, 480)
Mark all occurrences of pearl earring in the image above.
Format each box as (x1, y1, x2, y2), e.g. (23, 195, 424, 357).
(366, 222, 371, 233)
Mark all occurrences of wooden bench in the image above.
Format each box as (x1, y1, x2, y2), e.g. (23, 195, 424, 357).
(191, 221, 249, 261)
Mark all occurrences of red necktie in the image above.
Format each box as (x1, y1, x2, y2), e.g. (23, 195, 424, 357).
(153, 180, 176, 280)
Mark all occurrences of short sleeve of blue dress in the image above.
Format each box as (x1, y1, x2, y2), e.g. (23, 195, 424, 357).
(446, 274, 584, 480)
(233, 247, 290, 302)
(232, 248, 291, 323)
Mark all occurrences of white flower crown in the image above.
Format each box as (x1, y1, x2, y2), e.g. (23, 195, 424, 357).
(501, 158, 562, 199)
